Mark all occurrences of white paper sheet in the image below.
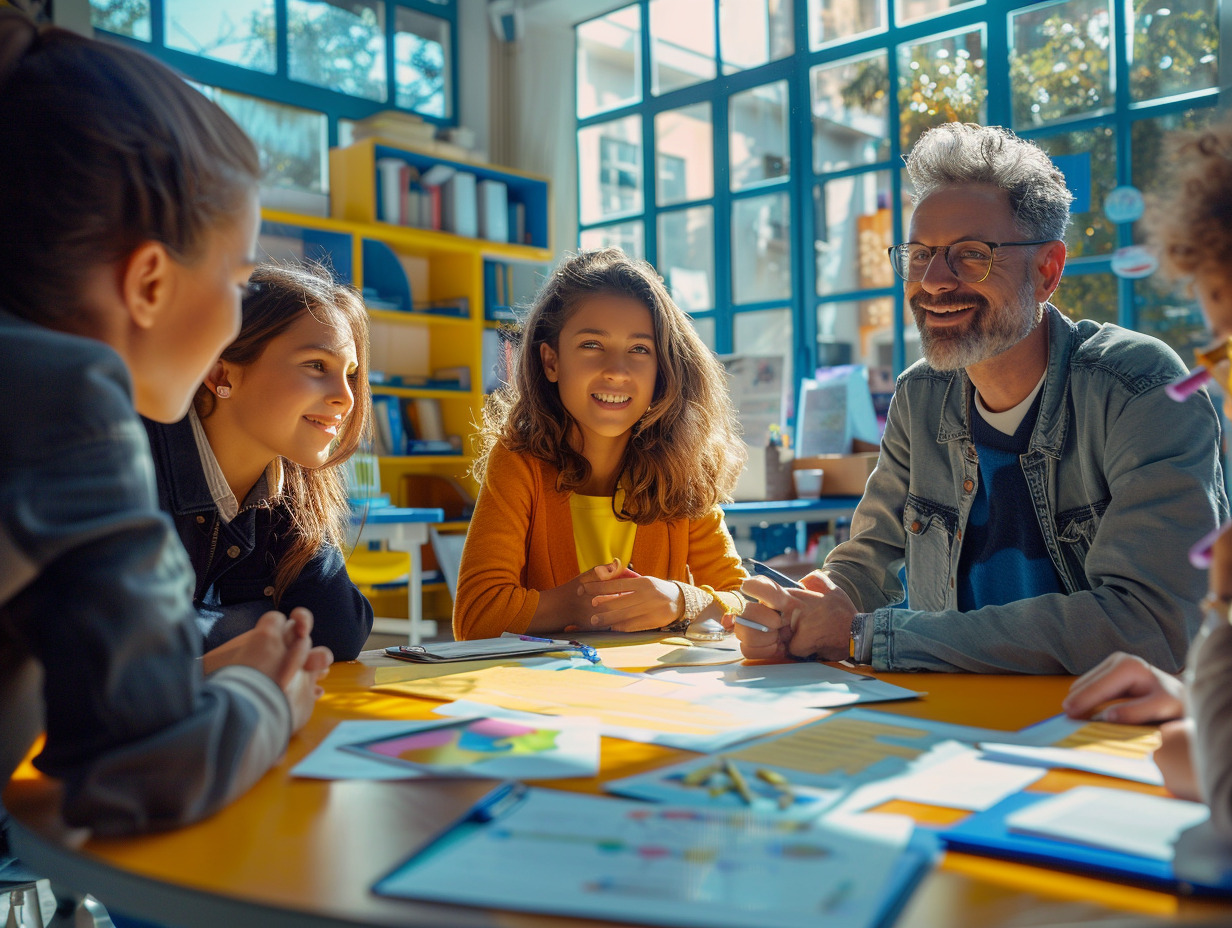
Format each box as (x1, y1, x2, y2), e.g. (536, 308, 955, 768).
(977, 742, 1164, 785)
(646, 661, 921, 710)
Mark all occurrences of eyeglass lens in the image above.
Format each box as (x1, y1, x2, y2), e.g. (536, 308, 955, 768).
(893, 242, 993, 283)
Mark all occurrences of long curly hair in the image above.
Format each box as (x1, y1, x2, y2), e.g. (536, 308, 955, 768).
(1141, 116, 1232, 281)
(194, 262, 372, 606)
(474, 249, 746, 524)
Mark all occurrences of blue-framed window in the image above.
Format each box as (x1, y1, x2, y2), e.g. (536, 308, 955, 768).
(575, 0, 1221, 393)
(90, 0, 457, 197)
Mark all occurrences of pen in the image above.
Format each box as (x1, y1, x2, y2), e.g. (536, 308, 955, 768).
(742, 557, 805, 590)
(517, 634, 601, 663)
(733, 615, 772, 633)
(1190, 519, 1232, 569)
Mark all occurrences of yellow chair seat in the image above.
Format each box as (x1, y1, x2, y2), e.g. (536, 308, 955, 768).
(345, 550, 410, 586)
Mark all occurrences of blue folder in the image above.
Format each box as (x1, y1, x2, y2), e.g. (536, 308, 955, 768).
(939, 791, 1232, 896)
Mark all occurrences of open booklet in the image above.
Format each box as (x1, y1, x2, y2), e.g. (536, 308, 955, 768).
(385, 632, 599, 664)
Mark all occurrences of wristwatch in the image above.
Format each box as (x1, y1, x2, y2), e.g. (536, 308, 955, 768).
(849, 613, 871, 663)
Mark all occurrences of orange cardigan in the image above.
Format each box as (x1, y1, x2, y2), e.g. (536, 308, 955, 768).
(453, 442, 745, 640)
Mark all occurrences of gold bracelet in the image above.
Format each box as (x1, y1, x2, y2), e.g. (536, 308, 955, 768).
(699, 585, 745, 616)
(673, 581, 711, 622)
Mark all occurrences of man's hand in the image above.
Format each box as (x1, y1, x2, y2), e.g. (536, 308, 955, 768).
(735, 570, 856, 662)
(201, 607, 333, 733)
(1061, 651, 1184, 724)
(1155, 718, 1199, 800)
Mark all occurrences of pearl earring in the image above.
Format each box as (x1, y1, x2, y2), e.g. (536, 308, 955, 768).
(215, 386, 231, 398)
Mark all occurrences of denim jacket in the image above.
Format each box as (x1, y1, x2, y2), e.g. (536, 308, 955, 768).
(143, 417, 373, 660)
(0, 308, 291, 835)
(825, 305, 1229, 674)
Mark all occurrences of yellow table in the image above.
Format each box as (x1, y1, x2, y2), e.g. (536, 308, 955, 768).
(5, 653, 1230, 928)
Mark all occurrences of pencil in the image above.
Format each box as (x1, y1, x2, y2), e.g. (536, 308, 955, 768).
(722, 757, 755, 806)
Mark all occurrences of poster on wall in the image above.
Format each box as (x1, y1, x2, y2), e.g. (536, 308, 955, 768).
(720, 355, 788, 449)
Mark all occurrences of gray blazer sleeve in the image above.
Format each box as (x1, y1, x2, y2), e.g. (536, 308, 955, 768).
(1187, 606, 1232, 839)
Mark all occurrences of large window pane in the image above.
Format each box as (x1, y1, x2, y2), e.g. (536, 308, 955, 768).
(580, 222, 646, 262)
(721, 0, 794, 73)
(395, 8, 450, 118)
(577, 5, 641, 118)
(288, 0, 386, 101)
(690, 314, 718, 349)
(808, 0, 884, 49)
(658, 207, 715, 311)
(818, 298, 917, 367)
(1010, 0, 1113, 129)
(91, 0, 151, 40)
(651, 0, 716, 94)
(1036, 125, 1116, 257)
(897, 0, 983, 27)
(1129, 0, 1219, 103)
(655, 104, 713, 207)
(1136, 276, 1206, 359)
(165, 0, 275, 72)
(1054, 273, 1117, 325)
(735, 308, 794, 418)
(815, 173, 892, 296)
(732, 192, 792, 304)
(897, 28, 987, 153)
(1131, 109, 1216, 207)
(198, 85, 328, 195)
(811, 51, 890, 173)
(730, 80, 791, 191)
(579, 116, 643, 225)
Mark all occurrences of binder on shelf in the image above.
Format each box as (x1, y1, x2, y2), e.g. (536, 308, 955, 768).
(477, 179, 509, 243)
(442, 171, 478, 239)
(413, 398, 446, 442)
(370, 395, 406, 456)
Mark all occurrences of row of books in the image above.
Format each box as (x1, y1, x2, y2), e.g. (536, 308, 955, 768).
(376, 157, 528, 244)
(370, 395, 462, 457)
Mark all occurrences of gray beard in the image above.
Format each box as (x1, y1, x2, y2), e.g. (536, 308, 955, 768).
(913, 277, 1042, 371)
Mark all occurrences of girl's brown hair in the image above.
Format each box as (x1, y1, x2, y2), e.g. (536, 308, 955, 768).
(1141, 117, 1232, 281)
(0, 10, 260, 326)
(475, 248, 746, 524)
(195, 263, 373, 606)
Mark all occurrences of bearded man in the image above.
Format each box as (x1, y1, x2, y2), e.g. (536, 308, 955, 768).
(736, 123, 1229, 674)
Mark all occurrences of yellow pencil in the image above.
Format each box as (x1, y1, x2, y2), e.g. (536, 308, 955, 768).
(722, 757, 755, 806)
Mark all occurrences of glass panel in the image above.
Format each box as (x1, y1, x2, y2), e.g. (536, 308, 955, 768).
(1129, 0, 1220, 102)
(578, 116, 643, 226)
(655, 104, 713, 207)
(165, 0, 275, 72)
(690, 314, 718, 349)
(821, 298, 920, 368)
(91, 0, 151, 40)
(897, 28, 986, 153)
(808, 0, 884, 49)
(721, 0, 794, 73)
(1010, 0, 1113, 129)
(1131, 108, 1215, 208)
(1036, 125, 1116, 257)
(730, 80, 791, 191)
(1053, 273, 1117, 325)
(732, 192, 792, 304)
(580, 221, 646, 261)
(815, 173, 892, 296)
(897, 0, 983, 27)
(395, 8, 450, 118)
(1136, 275, 1206, 359)
(198, 86, 328, 194)
(650, 0, 716, 94)
(658, 206, 715, 312)
(811, 51, 890, 173)
(735, 308, 794, 417)
(577, 4, 641, 118)
(288, 0, 386, 102)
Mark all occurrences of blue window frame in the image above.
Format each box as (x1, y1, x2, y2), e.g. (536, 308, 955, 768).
(91, 0, 458, 152)
(575, 0, 1221, 390)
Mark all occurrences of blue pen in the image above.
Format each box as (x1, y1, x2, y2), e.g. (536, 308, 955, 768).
(517, 634, 601, 664)
(742, 557, 805, 590)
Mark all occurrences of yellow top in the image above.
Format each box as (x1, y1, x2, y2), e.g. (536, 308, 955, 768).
(569, 489, 636, 573)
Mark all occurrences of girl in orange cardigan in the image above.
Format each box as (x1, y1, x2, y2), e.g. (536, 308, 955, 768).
(454, 249, 748, 640)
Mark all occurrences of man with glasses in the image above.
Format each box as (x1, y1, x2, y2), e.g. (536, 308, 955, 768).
(736, 122, 1228, 674)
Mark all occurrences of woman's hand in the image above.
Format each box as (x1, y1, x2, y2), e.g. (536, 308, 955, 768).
(1061, 651, 1185, 724)
(1155, 718, 1200, 800)
(580, 570, 684, 632)
(527, 558, 633, 634)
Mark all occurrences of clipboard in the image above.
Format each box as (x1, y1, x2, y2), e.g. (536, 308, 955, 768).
(940, 790, 1232, 896)
(373, 786, 938, 928)
(384, 633, 598, 664)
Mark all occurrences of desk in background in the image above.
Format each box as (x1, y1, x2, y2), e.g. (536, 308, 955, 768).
(350, 506, 443, 645)
(8, 654, 1228, 928)
(721, 496, 861, 561)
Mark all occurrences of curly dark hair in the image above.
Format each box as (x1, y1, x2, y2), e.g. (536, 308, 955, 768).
(1140, 116, 1232, 281)
(474, 249, 746, 524)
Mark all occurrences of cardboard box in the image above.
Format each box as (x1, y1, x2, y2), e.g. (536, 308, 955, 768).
(793, 441, 879, 497)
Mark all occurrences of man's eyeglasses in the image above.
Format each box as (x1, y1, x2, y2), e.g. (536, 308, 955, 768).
(887, 240, 1054, 283)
